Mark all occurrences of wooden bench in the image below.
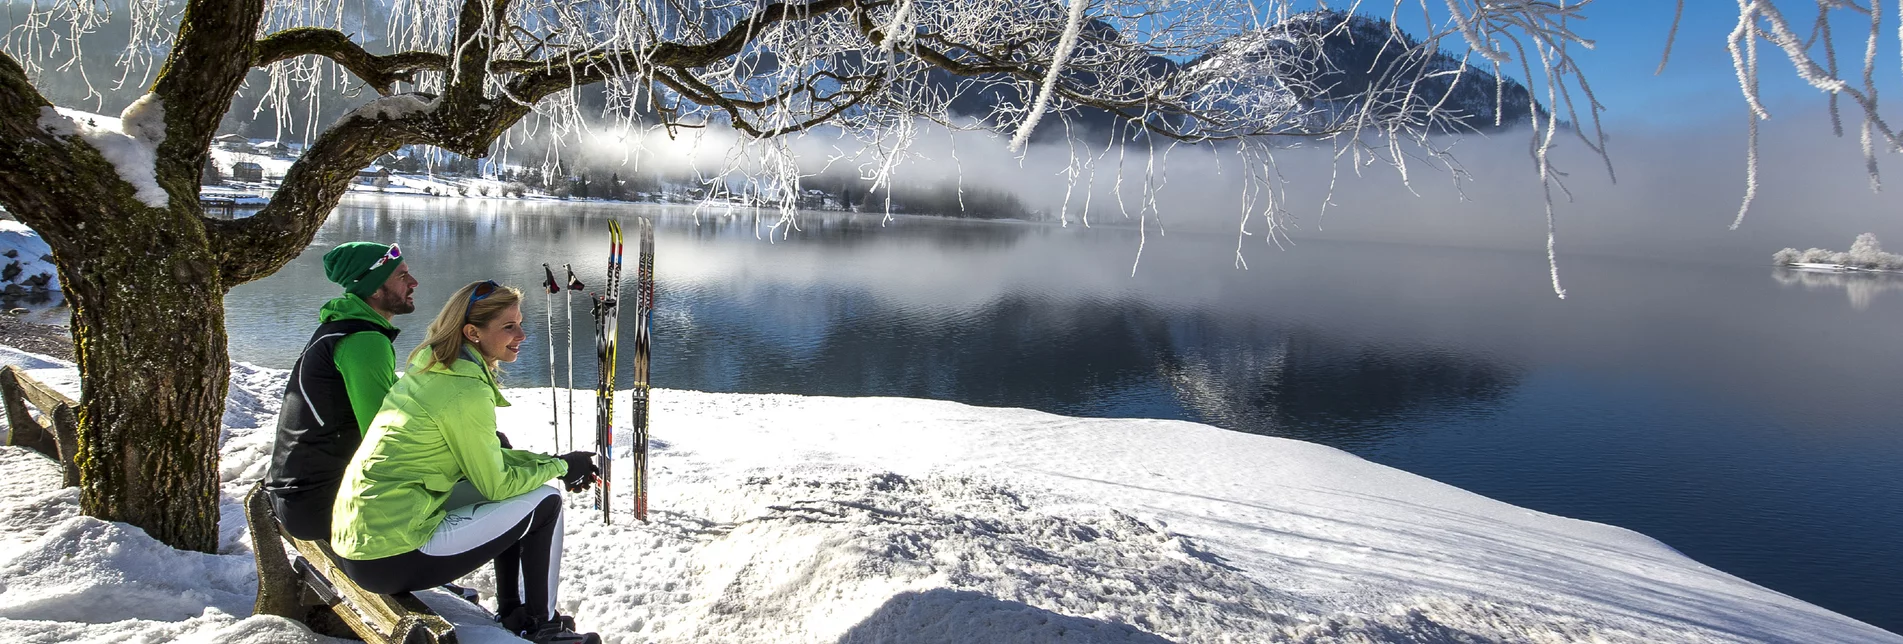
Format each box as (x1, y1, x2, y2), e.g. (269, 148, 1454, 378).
(245, 484, 460, 644)
(0, 365, 78, 486)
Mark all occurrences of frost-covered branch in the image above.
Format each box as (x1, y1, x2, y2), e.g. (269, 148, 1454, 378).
(253, 28, 450, 95)
(1706, 1, 1903, 226)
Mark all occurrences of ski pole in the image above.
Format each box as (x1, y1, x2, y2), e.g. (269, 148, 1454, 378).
(543, 264, 561, 451)
(565, 264, 583, 457)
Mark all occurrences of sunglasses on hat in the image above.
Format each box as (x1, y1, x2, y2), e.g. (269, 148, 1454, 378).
(350, 243, 402, 285)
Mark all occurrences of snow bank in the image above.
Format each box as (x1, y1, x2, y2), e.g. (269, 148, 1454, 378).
(0, 348, 1893, 643)
(0, 221, 60, 294)
(39, 96, 170, 209)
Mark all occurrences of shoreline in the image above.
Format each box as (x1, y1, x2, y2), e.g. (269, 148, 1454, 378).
(0, 314, 72, 361)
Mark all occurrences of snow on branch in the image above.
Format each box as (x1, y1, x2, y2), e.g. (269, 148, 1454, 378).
(1009, 0, 1090, 152)
(341, 94, 438, 122)
(37, 95, 170, 208)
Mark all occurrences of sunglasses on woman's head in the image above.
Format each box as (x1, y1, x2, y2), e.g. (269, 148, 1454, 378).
(468, 280, 499, 303)
(350, 244, 401, 285)
(464, 280, 500, 324)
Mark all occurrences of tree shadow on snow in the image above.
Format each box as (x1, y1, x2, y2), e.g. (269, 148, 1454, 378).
(835, 589, 1176, 644)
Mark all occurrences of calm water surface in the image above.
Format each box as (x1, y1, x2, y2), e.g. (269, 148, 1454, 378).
(225, 197, 1903, 634)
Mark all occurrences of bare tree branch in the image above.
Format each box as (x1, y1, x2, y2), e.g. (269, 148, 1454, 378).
(148, 0, 265, 191)
(254, 28, 450, 95)
(448, 0, 512, 107)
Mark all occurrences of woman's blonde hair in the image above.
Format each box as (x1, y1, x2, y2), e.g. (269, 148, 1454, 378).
(410, 280, 524, 372)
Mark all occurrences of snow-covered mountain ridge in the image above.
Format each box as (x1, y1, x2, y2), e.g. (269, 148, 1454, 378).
(0, 344, 1891, 643)
(1187, 10, 1541, 133)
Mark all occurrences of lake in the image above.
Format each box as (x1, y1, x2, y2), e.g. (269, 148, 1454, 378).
(225, 196, 1903, 634)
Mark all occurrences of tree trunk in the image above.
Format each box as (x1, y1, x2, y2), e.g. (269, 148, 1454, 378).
(0, 0, 544, 554)
(62, 206, 228, 553)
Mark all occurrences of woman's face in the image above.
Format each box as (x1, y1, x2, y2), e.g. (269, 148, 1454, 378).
(466, 303, 526, 363)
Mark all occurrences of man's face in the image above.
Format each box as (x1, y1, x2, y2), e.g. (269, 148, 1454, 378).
(367, 263, 418, 315)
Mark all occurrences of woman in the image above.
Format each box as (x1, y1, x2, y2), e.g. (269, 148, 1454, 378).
(331, 280, 601, 644)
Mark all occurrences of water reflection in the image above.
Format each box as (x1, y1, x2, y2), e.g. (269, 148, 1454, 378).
(1771, 267, 1903, 310)
(1160, 328, 1520, 449)
(227, 197, 1519, 444)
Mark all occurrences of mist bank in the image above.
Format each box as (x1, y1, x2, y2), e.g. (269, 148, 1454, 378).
(525, 109, 1899, 269)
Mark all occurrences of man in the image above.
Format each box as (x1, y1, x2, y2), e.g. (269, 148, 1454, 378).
(264, 241, 418, 541)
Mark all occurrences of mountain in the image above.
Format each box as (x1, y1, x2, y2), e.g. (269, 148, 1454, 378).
(943, 8, 1541, 142)
(1184, 10, 1542, 134)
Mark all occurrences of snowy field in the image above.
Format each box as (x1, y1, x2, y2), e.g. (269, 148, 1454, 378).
(0, 344, 1893, 643)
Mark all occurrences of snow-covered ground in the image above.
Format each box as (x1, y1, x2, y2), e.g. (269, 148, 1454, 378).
(0, 345, 1893, 643)
(0, 221, 60, 294)
(1783, 262, 1903, 275)
(197, 185, 271, 206)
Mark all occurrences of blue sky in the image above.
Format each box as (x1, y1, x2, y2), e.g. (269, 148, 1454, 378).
(1565, 2, 1823, 127)
(1299, 1, 1889, 128)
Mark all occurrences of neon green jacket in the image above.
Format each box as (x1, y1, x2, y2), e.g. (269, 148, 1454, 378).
(330, 345, 567, 560)
(320, 294, 400, 431)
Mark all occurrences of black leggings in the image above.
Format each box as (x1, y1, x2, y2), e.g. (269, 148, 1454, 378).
(337, 485, 565, 621)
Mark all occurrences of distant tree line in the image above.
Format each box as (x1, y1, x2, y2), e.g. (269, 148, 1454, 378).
(804, 173, 1034, 219)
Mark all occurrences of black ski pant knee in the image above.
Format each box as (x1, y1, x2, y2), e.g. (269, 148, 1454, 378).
(337, 485, 566, 621)
(266, 484, 337, 542)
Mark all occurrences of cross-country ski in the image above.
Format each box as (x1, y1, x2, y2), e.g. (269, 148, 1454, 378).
(631, 220, 656, 521)
(591, 220, 624, 523)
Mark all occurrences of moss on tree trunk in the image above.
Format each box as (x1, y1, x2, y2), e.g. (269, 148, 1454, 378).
(64, 202, 229, 553)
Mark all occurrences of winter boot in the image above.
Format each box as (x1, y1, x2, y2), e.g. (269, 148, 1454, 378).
(498, 607, 577, 637)
(523, 614, 599, 644)
(498, 605, 532, 636)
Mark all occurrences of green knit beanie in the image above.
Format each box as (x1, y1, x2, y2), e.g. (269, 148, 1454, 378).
(323, 242, 404, 298)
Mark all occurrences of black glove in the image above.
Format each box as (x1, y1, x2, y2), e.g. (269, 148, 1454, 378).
(495, 431, 513, 449)
(557, 451, 599, 492)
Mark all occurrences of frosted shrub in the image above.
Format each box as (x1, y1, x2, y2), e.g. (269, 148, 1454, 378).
(1777, 235, 1903, 269)
(1844, 233, 1892, 268)
(1800, 248, 1840, 264)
